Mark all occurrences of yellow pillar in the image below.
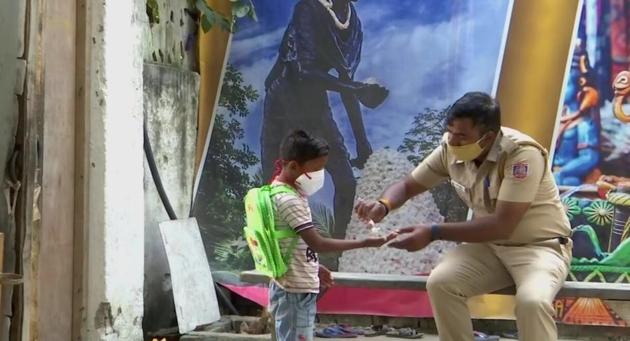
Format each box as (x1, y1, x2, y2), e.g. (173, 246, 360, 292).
(469, 0, 582, 319)
(196, 0, 232, 172)
(497, 0, 582, 149)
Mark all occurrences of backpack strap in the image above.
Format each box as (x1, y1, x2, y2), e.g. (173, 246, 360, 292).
(497, 141, 549, 183)
(268, 184, 301, 264)
(270, 184, 298, 197)
(269, 184, 300, 241)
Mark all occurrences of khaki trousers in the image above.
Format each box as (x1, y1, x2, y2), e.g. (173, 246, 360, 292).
(427, 240, 572, 341)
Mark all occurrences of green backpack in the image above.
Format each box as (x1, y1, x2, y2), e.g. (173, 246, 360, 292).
(243, 184, 300, 278)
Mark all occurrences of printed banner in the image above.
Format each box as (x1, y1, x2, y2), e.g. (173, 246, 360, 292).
(551, 0, 630, 327)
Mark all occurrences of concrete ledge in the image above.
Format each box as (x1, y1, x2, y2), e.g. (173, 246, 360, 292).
(183, 331, 270, 341)
(240, 270, 630, 300)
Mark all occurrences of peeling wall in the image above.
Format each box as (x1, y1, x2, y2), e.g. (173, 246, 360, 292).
(144, 0, 197, 70)
(140, 0, 201, 334)
(142, 63, 199, 334)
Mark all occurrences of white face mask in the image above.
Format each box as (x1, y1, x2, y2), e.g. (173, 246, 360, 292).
(295, 169, 325, 196)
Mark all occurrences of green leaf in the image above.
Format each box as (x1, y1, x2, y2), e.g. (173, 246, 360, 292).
(195, 0, 206, 13)
(218, 15, 233, 32)
(233, 1, 250, 18)
(200, 16, 212, 32)
(146, 0, 160, 25)
(248, 0, 258, 21)
(197, 0, 233, 33)
(196, 1, 215, 32)
(197, 1, 216, 20)
(193, 0, 256, 33)
(201, 6, 217, 21)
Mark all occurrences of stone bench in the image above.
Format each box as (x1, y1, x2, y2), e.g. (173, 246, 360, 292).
(240, 270, 630, 300)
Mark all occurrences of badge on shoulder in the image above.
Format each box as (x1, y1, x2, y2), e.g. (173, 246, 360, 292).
(512, 162, 529, 180)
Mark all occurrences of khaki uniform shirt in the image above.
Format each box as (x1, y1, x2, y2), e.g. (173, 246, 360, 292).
(411, 127, 572, 245)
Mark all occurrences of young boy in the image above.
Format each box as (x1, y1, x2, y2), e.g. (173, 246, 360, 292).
(269, 130, 395, 341)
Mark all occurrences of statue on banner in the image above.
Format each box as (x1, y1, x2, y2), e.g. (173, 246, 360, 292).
(260, 0, 389, 238)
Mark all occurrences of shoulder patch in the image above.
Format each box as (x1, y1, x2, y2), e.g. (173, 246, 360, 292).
(511, 162, 529, 180)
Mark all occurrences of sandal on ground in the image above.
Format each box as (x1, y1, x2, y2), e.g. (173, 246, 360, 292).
(315, 325, 358, 338)
(350, 326, 386, 337)
(386, 327, 424, 339)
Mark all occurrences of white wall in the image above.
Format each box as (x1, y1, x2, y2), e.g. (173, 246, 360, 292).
(85, 0, 148, 339)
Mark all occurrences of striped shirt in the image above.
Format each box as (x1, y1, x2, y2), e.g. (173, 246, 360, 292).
(271, 181, 320, 293)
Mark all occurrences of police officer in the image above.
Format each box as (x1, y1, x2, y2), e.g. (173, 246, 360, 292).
(355, 92, 572, 341)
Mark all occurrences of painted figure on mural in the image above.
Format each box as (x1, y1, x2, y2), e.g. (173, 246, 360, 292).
(553, 40, 602, 186)
(260, 0, 389, 238)
(611, 69, 630, 124)
(597, 69, 630, 191)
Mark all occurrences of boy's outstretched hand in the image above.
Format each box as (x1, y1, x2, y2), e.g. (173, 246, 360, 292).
(362, 232, 398, 248)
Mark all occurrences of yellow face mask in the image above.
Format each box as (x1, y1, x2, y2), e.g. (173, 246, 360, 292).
(446, 134, 487, 162)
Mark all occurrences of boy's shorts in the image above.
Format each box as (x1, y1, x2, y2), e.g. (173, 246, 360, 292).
(269, 281, 318, 341)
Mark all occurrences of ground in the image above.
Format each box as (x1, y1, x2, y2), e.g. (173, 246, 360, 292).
(322, 336, 583, 341)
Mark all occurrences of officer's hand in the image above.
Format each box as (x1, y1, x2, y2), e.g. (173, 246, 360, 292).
(387, 225, 431, 252)
(354, 199, 387, 223)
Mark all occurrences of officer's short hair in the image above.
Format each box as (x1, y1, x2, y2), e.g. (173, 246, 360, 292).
(446, 92, 501, 133)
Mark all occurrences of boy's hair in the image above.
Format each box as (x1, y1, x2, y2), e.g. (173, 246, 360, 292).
(280, 130, 329, 164)
(445, 92, 501, 133)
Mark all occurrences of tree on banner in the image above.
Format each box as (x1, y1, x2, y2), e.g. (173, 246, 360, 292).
(398, 108, 468, 223)
(194, 64, 258, 270)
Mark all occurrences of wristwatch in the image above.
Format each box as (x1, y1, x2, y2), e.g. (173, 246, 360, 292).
(430, 224, 441, 241)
